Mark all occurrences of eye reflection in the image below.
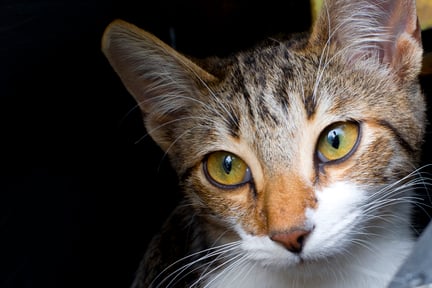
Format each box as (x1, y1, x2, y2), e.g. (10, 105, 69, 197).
(204, 151, 251, 188)
(317, 122, 360, 163)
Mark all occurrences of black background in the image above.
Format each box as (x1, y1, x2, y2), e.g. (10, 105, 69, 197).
(1, 1, 431, 288)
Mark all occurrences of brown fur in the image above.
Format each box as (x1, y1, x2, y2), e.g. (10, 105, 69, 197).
(101, 0, 426, 287)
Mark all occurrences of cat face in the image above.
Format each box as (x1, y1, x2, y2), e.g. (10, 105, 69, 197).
(177, 42, 423, 265)
(102, 0, 425, 275)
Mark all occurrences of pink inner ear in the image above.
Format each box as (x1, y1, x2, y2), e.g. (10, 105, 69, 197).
(380, 0, 422, 65)
(322, 0, 423, 77)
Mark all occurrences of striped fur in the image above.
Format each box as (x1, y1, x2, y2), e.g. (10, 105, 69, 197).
(102, 0, 428, 287)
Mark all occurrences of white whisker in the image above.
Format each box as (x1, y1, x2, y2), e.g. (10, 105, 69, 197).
(201, 254, 252, 288)
(151, 241, 241, 288)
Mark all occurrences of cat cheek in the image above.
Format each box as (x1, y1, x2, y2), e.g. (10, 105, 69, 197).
(304, 182, 366, 254)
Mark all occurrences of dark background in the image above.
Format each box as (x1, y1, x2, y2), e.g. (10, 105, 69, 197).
(1, 1, 431, 288)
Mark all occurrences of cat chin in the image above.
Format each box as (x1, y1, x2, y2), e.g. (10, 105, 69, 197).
(233, 225, 338, 269)
(206, 232, 413, 288)
(236, 232, 342, 270)
(237, 232, 302, 267)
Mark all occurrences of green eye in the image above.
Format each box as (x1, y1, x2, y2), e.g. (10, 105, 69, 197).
(317, 122, 360, 162)
(205, 151, 251, 188)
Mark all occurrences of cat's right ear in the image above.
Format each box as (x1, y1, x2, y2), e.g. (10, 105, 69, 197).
(311, 0, 423, 81)
(101, 20, 218, 149)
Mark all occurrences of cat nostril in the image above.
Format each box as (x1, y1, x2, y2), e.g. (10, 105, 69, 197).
(270, 229, 311, 254)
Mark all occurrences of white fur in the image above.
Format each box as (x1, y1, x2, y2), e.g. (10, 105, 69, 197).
(204, 182, 414, 288)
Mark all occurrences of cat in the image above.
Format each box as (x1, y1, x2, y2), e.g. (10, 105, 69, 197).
(101, 0, 427, 287)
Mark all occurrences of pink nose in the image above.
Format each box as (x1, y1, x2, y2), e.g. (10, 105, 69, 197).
(270, 229, 312, 253)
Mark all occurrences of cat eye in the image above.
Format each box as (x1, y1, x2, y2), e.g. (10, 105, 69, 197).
(204, 151, 251, 188)
(317, 122, 360, 163)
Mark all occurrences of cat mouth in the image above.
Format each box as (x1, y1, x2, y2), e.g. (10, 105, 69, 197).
(296, 255, 307, 264)
(283, 251, 313, 266)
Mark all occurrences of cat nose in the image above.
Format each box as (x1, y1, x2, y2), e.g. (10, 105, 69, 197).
(270, 228, 312, 253)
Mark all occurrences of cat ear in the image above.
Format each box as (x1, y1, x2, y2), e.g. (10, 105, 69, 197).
(311, 0, 423, 80)
(101, 20, 218, 150)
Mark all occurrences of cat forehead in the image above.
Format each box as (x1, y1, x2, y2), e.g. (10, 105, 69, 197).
(235, 41, 315, 82)
(214, 44, 388, 123)
(198, 43, 415, 164)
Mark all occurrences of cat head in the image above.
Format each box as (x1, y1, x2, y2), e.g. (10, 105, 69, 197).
(102, 0, 425, 266)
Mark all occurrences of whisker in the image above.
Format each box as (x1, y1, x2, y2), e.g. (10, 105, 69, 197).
(201, 254, 251, 288)
(150, 242, 240, 287)
(195, 252, 246, 288)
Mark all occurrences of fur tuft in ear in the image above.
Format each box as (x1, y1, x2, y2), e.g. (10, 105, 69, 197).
(101, 20, 218, 151)
(311, 0, 423, 81)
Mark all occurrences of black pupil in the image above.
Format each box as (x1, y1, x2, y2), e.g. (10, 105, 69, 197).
(328, 129, 340, 149)
(223, 155, 233, 174)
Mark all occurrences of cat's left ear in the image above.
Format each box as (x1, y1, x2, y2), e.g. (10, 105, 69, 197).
(101, 20, 219, 151)
(312, 0, 423, 81)
(101, 19, 218, 110)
